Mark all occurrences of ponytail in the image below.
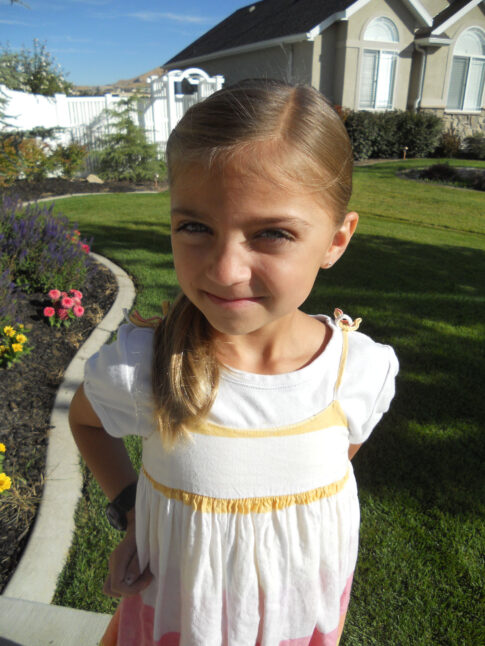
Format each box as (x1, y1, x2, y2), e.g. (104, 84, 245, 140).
(149, 294, 219, 448)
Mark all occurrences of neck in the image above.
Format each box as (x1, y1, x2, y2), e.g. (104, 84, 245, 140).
(213, 311, 331, 375)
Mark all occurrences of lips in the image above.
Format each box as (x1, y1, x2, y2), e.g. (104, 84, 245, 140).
(203, 291, 263, 306)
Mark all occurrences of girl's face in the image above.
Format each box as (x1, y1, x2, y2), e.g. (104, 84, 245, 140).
(170, 163, 357, 339)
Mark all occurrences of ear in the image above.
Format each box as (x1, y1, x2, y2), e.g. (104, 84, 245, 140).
(321, 211, 359, 269)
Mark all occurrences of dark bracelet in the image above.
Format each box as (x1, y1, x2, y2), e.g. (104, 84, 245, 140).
(105, 481, 137, 531)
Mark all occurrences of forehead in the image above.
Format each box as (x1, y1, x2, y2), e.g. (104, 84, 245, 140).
(171, 156, 317, 204)
(170, 162, 335, 229)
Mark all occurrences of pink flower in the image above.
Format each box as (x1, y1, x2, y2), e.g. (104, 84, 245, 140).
(61, 297, 74, 309)
(70, 289, 83, 300)
(43, 306, 55, 318)
(73, 305, 84, 318)
(58, 308, 69, 320)
(48, 289, 61, 301)
(81, 243, 90, 254)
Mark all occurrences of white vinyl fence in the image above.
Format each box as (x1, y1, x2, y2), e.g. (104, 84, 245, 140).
(1, 68, 224, 167)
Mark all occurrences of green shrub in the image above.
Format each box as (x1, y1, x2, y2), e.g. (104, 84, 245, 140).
(471, 170, 485, 191)
(344, 111, 379, 160)
(420, 163, 460, 182)
(343, 109, 443, 160)
(372, 111, 401, 159)
(52, 142, 87, 179)
(394, 111, 442, 158)
(0, 135, 19, 187)
(435, 129, 462, 158)
(97, 97, 162, 183)
(0, 133, 55, 184)
(463, 133, 485, 160)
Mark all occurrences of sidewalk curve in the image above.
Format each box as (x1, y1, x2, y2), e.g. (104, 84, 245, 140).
(2, 251, 135, 605)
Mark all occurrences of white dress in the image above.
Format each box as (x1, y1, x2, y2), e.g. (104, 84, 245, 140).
(84, 315, 398, 646)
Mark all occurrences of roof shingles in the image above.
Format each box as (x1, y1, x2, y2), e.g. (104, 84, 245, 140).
(165, 0, 357, 64)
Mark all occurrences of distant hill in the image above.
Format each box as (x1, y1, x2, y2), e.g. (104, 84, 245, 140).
(72, 65, 166, 97)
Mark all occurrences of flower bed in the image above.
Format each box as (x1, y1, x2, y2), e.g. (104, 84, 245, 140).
(0, 192, 118, 591)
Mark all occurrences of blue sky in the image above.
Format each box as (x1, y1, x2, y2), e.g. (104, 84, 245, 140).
(1, 0, 250, 86)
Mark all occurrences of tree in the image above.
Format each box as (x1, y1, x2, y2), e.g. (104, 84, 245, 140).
(97, 97, 165, 183)
(0, 40, 72, 96)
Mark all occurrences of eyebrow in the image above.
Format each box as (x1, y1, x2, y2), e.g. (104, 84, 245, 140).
(170, 208, 312, 229)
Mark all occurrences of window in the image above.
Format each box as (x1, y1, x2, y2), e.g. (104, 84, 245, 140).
(360, 17, 399, 110)
(447, 28, 485, 111)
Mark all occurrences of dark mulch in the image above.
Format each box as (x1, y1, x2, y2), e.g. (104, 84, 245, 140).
(399, 164, 485, 191)
(0, 179, 150, 592)
(1, 176, 163, 202)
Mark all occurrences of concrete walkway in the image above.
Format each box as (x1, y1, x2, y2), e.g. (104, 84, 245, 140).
(0, 249, 136, 644)
(0, 596, 111, 646)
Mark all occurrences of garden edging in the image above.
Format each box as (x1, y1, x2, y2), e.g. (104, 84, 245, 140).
(2, 250, 136, 604)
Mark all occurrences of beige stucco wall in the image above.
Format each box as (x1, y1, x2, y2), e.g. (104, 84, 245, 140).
(340, 0, 422, 110)
(420, 5, 485, 112)
(423, 0, 449, 16)
(313, 23, 347, 105)
(174, 41, 314, 87)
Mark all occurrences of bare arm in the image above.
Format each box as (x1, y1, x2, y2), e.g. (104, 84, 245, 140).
(348, 443, 362, 460)
(69, 383, 152, 596)
(69, 383, 138, 500)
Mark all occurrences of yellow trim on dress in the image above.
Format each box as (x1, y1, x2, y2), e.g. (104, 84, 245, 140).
(334, 330, 348, 396)
(192, 400, 348, 438)
(141, 466, 350, 514)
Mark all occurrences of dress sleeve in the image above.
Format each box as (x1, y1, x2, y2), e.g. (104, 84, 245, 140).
(339, 332, 399, 445)
(84, 324, 155, 438)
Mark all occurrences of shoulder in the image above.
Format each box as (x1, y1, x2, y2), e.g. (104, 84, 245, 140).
(85, 323, 154, 389)
(338, 327, 399, 443)
(83, 323, 155, 438)
(346, 328, 398, 378)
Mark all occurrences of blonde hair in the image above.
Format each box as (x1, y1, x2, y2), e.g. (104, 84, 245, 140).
(149, 79, 354, 447)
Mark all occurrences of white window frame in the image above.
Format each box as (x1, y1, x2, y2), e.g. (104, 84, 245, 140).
(359, 17, 399, 111)
(446, 27, 485, 113)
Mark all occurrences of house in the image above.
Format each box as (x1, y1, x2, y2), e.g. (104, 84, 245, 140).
(164, 0, 485, 136)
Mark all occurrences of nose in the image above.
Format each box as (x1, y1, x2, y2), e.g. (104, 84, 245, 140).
(206, 239, 251, 286)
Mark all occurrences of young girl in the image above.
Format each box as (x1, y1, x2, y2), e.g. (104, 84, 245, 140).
(70, 80, 398, 646)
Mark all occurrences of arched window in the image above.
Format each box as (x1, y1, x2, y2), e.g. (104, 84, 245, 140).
(360, 17, 399, 110)
(447, 28, 485, 111)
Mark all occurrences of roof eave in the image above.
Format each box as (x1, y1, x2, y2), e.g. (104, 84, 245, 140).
(307, 0, 433, 39)
(415, 36, 452, 46)
(165, 0, 439, 69)
(164, 32, 311, 69)
(431, 0, 484, 36)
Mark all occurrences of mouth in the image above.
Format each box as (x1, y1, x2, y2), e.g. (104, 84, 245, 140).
(203, 291, 263, 306)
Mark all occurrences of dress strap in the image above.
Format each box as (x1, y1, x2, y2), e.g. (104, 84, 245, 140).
(334, 330, 349, 398)
(332, 308, 362, 398)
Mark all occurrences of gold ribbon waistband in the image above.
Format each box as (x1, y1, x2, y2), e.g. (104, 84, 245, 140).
(141, 466, 350, 514)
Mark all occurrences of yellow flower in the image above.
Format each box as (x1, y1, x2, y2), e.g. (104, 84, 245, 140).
(3, 326, 15, 337)
(0, 345, 6, 354)
(12, 343, 23, 353)
(16, 334, 27, 344)
(18, 324, 24, 329)
(0, 473, 12, 493)
(0, 443, 5, 453)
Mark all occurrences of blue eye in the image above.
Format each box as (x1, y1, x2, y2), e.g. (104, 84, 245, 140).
(257, 229, 294, 241)
(175, 222, 210, 234)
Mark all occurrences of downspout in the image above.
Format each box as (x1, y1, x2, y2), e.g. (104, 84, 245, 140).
(286, 43, 294, 83)
(414, 43, 427, 110)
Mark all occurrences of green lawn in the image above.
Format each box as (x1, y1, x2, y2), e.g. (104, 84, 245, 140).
(50, 160, 484, 645)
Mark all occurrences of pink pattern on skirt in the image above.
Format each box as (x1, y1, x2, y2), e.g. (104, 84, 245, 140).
(101, 574, 354, 646)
